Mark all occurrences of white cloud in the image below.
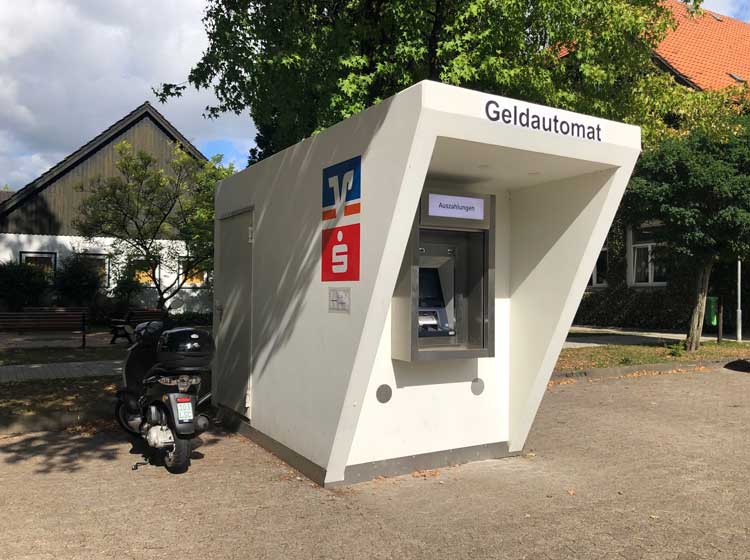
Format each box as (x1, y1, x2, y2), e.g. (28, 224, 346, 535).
(0, 0, 256, 188)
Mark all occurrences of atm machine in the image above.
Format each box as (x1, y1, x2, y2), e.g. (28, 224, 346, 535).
(392, 189, 495, 361)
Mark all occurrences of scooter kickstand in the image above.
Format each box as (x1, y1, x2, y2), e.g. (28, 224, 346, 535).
(132, 459, 150, 471)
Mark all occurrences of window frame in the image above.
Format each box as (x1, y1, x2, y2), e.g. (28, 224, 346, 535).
(19, 251, 57, 276)
(589, 247, 608, 288)
(628, 225, 667, 287)
(77, 252, 110, 288)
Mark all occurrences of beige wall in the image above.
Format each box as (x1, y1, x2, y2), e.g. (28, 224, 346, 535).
(1, 116, 181, 236)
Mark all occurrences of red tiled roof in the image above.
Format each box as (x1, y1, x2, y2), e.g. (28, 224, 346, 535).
(657, 0, 750, 91)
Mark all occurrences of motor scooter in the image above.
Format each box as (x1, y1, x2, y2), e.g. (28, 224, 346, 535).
(115, 321, 213, 473)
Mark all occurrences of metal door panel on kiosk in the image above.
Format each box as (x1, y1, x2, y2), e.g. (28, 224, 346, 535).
(214, 208, 254, 414)
(392, 190, 495, 362)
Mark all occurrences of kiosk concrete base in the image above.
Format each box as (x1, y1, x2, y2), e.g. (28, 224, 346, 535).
(218, 406, 518, 487)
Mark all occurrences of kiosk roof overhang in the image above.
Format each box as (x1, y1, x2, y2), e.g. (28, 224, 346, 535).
(426, 137, 618, 190)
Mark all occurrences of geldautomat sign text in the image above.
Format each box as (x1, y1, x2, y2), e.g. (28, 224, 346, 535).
(485, 99, 603, 142)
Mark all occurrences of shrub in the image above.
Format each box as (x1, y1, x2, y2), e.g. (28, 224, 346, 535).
(55, 255, 102, 307)
(0, 261, 50, 311)
(168, 311, 213, 327)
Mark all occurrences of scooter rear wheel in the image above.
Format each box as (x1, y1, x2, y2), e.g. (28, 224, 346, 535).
(115, 400, 140, 436)
(164, 435, 190, 474)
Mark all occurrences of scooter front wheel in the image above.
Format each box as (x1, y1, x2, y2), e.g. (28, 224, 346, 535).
(164, 435, 190, 474)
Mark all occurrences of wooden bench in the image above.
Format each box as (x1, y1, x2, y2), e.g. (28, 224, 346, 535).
(23, 307, 89, 314)
(109, 309, 166, 344)
(0, 311, 87, 348)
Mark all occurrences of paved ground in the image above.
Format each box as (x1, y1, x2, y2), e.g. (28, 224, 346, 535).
(0, 366, 748, 559)
(564, 326, 723, 349)
(0, 329, 121, 350)
(0, 360, 122, 383)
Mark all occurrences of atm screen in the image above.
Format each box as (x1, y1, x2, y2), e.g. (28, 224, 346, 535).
(419, 268, 444, 308)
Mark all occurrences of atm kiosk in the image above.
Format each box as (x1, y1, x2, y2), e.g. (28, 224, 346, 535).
(392, 190, 495, 361)
(213, 80, 641, 486)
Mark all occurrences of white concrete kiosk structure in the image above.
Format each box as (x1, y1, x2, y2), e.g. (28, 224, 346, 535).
(213, 81, 641, 486)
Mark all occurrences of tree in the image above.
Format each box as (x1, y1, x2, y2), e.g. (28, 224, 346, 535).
(74, 141, 234, 310)
(624, 112, 750, 351)
(156, 0, 702, 162)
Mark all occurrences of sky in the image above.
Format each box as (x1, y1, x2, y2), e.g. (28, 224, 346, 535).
(0, 0, 748, 190)
(702, 0, 750, 20)
(0, 0, 256, 190)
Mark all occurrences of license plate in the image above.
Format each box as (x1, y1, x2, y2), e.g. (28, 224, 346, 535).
(177, 402, 193, 422)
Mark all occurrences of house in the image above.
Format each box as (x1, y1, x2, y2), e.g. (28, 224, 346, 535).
(579, 1, 750, 330)
(0, 102, 212, 312)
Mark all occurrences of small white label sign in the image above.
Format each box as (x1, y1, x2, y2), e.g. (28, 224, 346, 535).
(428, 193, 484, 220)
(328, 287, 351, 313)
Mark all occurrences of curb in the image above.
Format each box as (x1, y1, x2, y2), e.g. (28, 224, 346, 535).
(0, 360, 123, 384)
(552, 359, 731, 381)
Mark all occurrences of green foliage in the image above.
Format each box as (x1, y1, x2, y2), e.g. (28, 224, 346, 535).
(74, 141, 234, 309)
(666, 342, 685, 357)
(575, 282, 694, 331)
(155, 0, 704, 162)
(624, 115, 750, 266)
(54, 255, 102, 307)
(0, 262, 50, 311)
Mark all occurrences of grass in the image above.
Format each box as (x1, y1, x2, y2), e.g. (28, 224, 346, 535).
(0, 376, 119, 419)
(555, 341, 750, 372)
(0, 346, 126, 366)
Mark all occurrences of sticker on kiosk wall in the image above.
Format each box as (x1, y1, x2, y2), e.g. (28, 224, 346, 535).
(322, 156, 361, 221)
(322, 223, 360, 282)
(321, 156, 361, 283)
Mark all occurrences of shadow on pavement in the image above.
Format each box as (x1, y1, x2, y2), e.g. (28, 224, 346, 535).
(0, 424, 228, 475)
(724, 359, 750, 373)
(0, 425, 125, 474)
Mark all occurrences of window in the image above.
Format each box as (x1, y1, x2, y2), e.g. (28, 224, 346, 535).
(588, 247, 608, 287)
(78, 253, 109, 287)
(20, 251, 56, 276)
(179, 258, 208, 288)
(629, 225, 667, 286)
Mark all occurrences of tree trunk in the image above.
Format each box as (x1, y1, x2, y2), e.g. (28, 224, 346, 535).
(686, 261, 714, 352)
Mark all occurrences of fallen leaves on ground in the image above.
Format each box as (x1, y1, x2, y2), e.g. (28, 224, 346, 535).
(412, 469, 440, 479)
(65, 418, 117, 436)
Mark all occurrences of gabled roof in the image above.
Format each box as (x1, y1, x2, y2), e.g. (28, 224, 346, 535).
(657, 0, 750, 91)
(0, 101, 207, 217)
